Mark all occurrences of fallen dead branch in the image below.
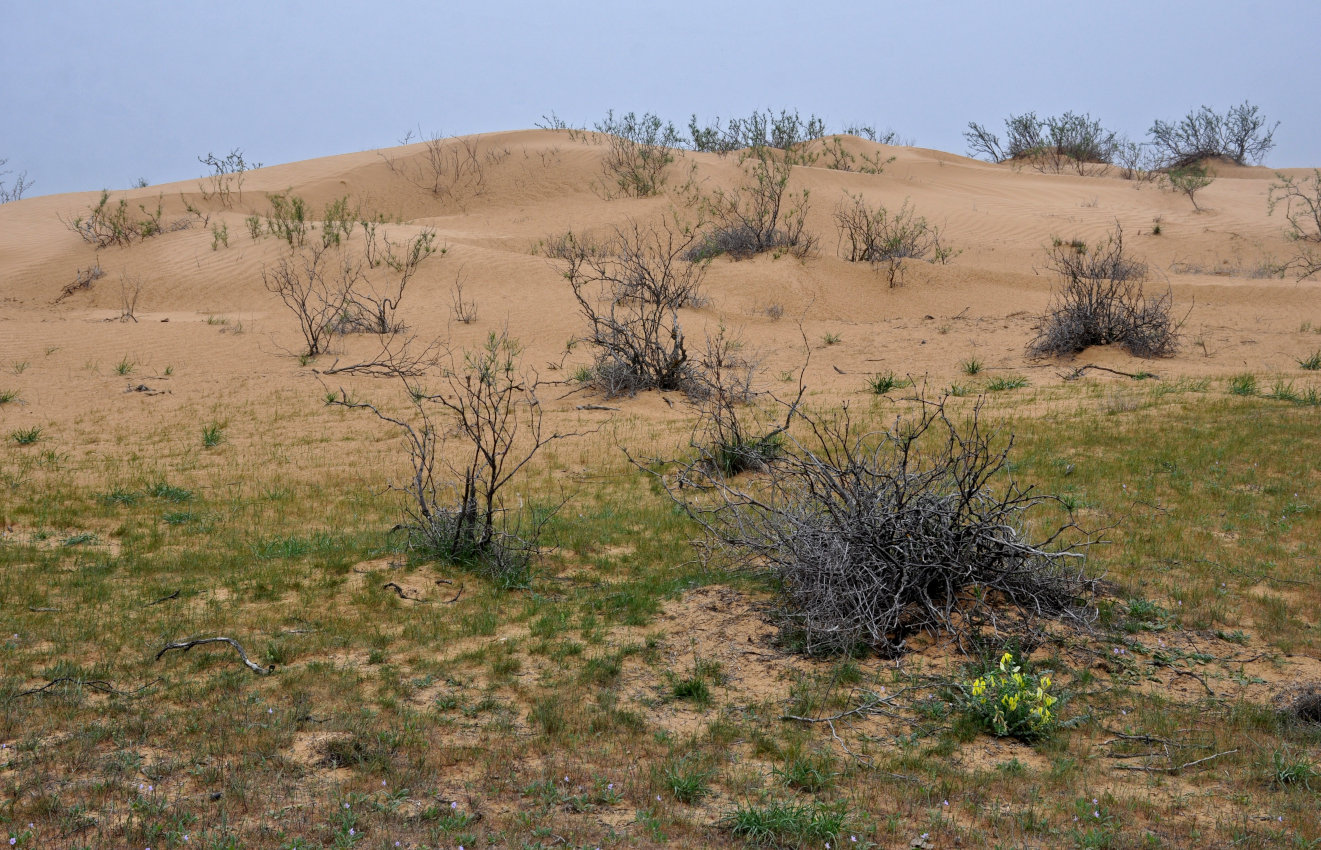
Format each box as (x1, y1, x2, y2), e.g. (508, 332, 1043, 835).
(147, 589, 180, 606)
(12, 677, 157, 700)
(1060, 363, 1159, 381)
(1112, 749, 1237, 773)
(155, 637, 274, 675)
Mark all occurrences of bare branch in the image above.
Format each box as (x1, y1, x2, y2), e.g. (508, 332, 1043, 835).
(155, 637, 274, 675)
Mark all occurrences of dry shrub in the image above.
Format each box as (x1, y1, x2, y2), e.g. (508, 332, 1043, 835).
(557, 218, 710, 396)
(662, 394, 1097, 656)
(1028, 224, 1180, 359)
(834, 193, 954, 287)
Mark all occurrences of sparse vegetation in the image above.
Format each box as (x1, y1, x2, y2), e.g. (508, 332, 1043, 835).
(693, 138, 815, 260)
(834, 193, 954, 287)
(62, 191, 174, 247)
(0, 157, 32, 203)
(1268, 169, 1321, 280)
(197, 148, 260, 208)
(964, 111, 1121, 175)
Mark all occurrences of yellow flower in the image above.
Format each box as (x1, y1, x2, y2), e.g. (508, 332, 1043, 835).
(1041, 675, 1052, 689)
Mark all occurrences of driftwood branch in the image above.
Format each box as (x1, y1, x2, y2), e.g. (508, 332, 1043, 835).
(155, 637, 274, 675)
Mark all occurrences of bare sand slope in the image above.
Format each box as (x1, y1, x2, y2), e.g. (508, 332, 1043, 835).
(1, 130, 1317, 440)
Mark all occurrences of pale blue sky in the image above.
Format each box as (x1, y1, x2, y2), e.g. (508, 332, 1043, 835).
(4, 0, 1318, 196)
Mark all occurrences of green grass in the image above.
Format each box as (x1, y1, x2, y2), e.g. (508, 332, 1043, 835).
(0, 389, 19, 405)
(9, 425, 41, 445)
(3, 380, 1321, 848)
(986, 375, 1029, 392)
(1297, 349, 1321, 370)
(961, 356, 983, 375)
(201, 421, 225, 448)
(866, 371, 910, 395)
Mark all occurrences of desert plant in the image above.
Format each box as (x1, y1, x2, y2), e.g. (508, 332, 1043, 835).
(1148, 101, 1277, 167)
(1267, 749, 1316, 789)
(62, 191, 170, 248)
(381, 131, 498, 207)
(0, 157, 32, 203)
(1028, 224, 1180, 358)
(961, 357, 983, 375)
(594, 110, 682, 198)
(966, 112, 1119, 174)
(319, 196, 357, 248)
(558, 218, 710, 396)
(450, 271, 478, 324)
(1166, 164, 1214, 211)
(118, 274, 141, 323)
(658, 756, 713, 803)
(695, 142, 815, 260)
(987, 375, 1030, 392)
(660, 393, 1097, 655)
(834, 193, 954, 287)
(263, 190, 309, 247)
(956, 650, 1059, 741)
(58, 262, 105, 303)
(687, 108, 826, 156)
(1298, 350, 1321, 371)
(329, 330, 583, 587)
(197, 148, 260, 208)
(262, 243, 358, 357)
(343, 227, 438, 333)
(210, 222, 229, 250)
(1268, 169, 1321, 280)
(687, 325, 787, 475)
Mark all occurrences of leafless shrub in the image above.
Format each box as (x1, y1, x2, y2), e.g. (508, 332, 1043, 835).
(693, 144, 815, 260)
(118, 273, 141, 323)
(1028, 224, 1180, 358)
(450, 270, 479, 324)
(594, 110, 682, 198)
(343, 228, 439, 333)
(0, 158, 32, 203)
(655, 393, 1097, 655)
(57, 263, 105, 303)
(262, 243, 358, 357)
(1268, 169, 1321, 280)
(834, 193, 955, 287)
(686, 325, 790, 475)
(382, 132, 503, 207)
(1275, 682, 1321, 725)
(557, 218, 711, 396)
(329, 329, 585, 587)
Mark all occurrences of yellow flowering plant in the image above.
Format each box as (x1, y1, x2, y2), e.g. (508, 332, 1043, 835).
(960, 650, 1059, 741)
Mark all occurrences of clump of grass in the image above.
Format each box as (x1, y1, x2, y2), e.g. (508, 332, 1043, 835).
(114, 356, 135, 376)
(723, 799, 848, 846)
(0, 389, 19, 405)
(1299, 350, 1321, 370)
(1266, 379, 1301, 403)
(148, 481, 193, 502)
(865, 371, 910, 395)
(10, 426, 42, 445)
(62, 532, 98, 547)
(1228, 373, 1258, 396)
(1268, 749, 1316, 789)
(161, 511, 198, 526)
(987, 375, 1029, 392)
(659, 756, 713, 804)
(97, 488, 139, 506)
(201, 422, 226, 448)
(822, 332, 842, 347)
(773, 750, 837, 792)
(961, 356, 983, 375)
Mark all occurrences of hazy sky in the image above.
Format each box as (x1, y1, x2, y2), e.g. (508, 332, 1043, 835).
(4, 0, 1318, 197)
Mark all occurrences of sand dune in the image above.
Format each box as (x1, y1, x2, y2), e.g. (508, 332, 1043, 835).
(1, 129, 1317, 436)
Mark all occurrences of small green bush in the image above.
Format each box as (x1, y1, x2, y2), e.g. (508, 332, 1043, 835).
(959, 651, 1059, 741)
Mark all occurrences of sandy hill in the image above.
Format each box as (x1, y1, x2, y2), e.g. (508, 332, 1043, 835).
(0, 129, 1317, 431)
